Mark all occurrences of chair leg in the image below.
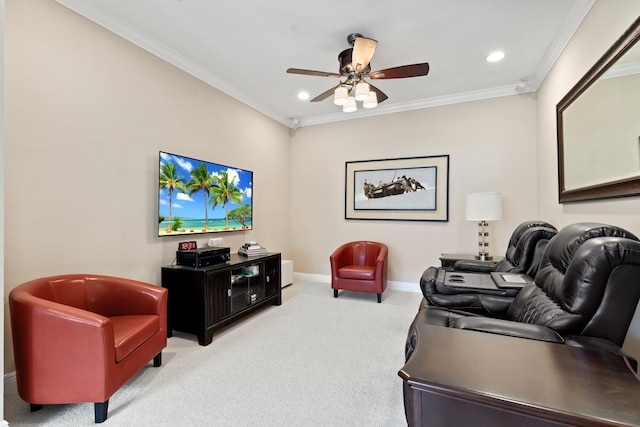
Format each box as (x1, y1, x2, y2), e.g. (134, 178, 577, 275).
(334, 289, 338, 298)
(94, 400, 109, 423)
(154, 351, 162, 367)
(377, 293, 382, 303)
(30, 403, 43, 412)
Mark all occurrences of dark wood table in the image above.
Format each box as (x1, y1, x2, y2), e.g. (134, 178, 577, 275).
(399, 324, 640, 426)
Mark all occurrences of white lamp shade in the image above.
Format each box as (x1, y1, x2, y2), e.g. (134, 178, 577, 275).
(333, 86, 348, 105)
(355, 82, 371, 101)
(363, 91, 378, 108)
(343, 96, 357, 113)
(465, 192, 502, 221)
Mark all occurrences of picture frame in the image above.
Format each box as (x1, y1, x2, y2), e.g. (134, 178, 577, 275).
(345, 155, 449, 221)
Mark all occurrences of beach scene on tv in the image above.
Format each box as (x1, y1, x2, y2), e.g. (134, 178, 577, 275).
(158, 152, 253, 236)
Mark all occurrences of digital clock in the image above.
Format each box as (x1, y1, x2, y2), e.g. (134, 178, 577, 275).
(178, 241, 197, 251)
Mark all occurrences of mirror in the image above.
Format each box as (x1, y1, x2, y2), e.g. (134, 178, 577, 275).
(557, 16, 640, 203)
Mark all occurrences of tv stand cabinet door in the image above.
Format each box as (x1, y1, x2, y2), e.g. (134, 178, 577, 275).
(161, 268, 207, 340)
(263, 254, 282, 303)
(205, 269, 231, 325)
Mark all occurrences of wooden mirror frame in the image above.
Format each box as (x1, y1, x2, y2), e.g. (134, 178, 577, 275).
(556, 16, 640, 203)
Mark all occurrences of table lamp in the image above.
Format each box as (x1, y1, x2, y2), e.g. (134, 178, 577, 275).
(465, 192, 502, 261)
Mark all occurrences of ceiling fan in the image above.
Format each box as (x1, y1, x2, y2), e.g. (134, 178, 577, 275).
(287, 33, 430, 111)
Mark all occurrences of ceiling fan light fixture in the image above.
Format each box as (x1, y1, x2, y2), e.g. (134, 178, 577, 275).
(363, 91, 378, 109)
(333, 86, 348, 105)
(354, 81, 370, 101)
(343, 96, 357, 113)
(287, 34, 430, 113)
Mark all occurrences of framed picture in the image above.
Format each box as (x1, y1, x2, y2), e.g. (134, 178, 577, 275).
(345, 155, 449, 221)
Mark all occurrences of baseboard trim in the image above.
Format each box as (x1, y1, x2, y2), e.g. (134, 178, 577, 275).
(293, 272, 329, 283)
(292, 272, 420, 293)
(5, 371, 16, 396)
(389, 280, 421, 293)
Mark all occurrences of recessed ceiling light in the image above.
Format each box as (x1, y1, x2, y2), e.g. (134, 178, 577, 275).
(297, 91, 310, 100)
(486, 51, 505, 63)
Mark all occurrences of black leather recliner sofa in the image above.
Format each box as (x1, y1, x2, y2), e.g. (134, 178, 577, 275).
(424, 221, 557, 310)
(451, 220, 557, 276)
(408, 223, 640, 363)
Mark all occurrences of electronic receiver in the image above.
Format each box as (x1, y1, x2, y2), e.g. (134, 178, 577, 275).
(176, 246, 231, 268)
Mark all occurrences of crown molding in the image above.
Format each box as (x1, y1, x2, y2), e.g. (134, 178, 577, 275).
(530, 0, 596, 87)
(298, 84, 533, 127)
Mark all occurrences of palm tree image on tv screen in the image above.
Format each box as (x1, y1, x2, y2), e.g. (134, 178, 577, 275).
(158, 151, 253, 236)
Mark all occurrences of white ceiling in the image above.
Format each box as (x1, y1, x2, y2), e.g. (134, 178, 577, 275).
(55, 0, 594, 128)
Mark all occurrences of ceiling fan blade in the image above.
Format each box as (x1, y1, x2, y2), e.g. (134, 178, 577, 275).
(286, 68, 341, 78)
(369, 63, 430, 79)
(310, 84, 340, 102)
(368, 83, 388, 104)
(352, 36, 377, 73)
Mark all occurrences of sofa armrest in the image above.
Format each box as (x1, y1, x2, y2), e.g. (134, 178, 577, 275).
(330, 244, 353, 275)
(453, 260, 497, 272)
(375, 245, 388, 282)
(452, 317, 564, 343)
(376, 245, 388, 265)
(11, 293, 114, 353)
(10, 293, 115, 400)
(85, 275, 167, 317)
(478, 295, 516, 314)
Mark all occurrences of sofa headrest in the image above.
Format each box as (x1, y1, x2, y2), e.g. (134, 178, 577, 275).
(337, 241, 387, 266)
(511, 226, 558, 277)
(543, 223, 639, 274)
(505, 221, 556, 262)
(509, 221, 557, 246)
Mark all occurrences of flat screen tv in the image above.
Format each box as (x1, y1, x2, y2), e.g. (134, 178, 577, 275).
(158, 151, 253, 236)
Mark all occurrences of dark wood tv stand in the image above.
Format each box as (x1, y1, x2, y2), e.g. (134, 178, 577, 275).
(161, 253, 281, 346)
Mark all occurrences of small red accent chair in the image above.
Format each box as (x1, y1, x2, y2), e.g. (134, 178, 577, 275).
(9, 274, 168, 423)
(330, 241, 388, 303)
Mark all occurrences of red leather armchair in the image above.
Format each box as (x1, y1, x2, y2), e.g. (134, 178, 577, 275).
(9, 274, 168, 423)
(330, 241, 388, 303)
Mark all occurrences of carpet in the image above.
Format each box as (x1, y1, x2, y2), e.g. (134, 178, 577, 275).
(4, 279, 423, 426)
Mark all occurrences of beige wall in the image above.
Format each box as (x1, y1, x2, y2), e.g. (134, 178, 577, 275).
(537, 0, 640, 359)
(3, 0, 291, 372)
(290, 95, 538, 285)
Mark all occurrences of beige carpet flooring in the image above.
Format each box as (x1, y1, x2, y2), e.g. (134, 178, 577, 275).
(4, 279, 423, 426)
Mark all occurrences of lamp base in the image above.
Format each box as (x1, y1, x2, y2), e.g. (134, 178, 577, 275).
(475, 221, 492, 261)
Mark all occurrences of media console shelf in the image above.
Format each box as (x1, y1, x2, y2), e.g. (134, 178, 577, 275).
(161, 252, 281, 346)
